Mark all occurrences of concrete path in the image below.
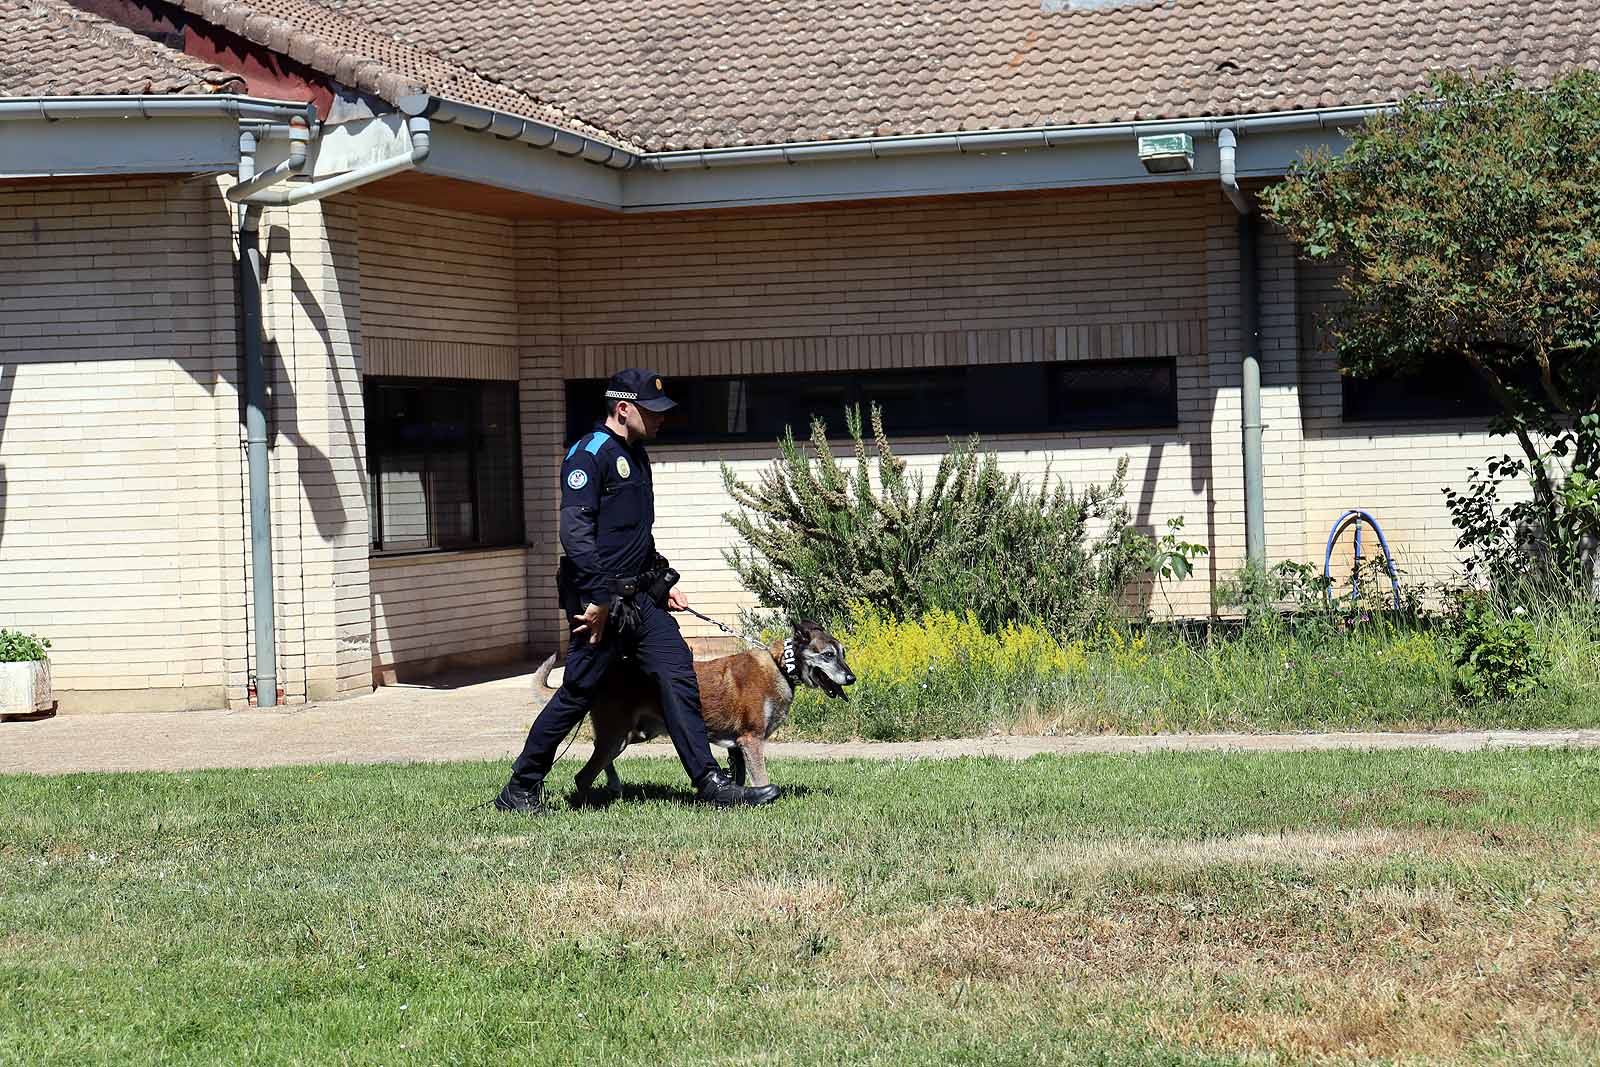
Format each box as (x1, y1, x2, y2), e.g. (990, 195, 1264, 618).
(4, 662, 1598, 776)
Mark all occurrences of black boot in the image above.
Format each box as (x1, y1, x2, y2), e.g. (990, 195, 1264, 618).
(493, 778, 545, 814)
(696, 770, 779, 807)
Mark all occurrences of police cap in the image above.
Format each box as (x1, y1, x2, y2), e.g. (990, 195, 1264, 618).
(605, 368, 677, 413)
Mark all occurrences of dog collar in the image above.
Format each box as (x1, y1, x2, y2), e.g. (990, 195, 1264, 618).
(780, 638, 802, 685)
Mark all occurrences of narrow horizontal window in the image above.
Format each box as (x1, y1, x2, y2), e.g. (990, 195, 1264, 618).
(1341, 352, 1503, 423)
(565, 359, 1179, 444)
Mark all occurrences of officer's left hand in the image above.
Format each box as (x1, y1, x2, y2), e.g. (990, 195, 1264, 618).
(666, 589, 689, 612)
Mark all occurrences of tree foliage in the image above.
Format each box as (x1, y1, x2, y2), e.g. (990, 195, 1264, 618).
(1265, 69, 1600, 419)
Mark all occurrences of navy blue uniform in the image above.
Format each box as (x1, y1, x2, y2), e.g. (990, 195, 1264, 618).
(557, 426, 657, 607)
(508, 425, 719, 789)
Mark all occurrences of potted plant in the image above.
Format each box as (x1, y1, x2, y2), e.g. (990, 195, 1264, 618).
(0, 629, 53, 715)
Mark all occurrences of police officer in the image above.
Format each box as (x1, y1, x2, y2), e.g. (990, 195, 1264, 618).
(495, 369, 774, 812)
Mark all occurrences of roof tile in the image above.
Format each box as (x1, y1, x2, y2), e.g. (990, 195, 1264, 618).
(0, 0, 244, 96)
(165, 0, 642, 150)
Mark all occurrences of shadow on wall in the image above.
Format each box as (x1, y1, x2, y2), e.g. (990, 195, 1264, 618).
(0, 180, 362, 706)
(0, 362, 10, 551)
(257, 223, 356, 545)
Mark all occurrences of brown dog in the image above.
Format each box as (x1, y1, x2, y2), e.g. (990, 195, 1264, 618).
(532, 619, 854, 798)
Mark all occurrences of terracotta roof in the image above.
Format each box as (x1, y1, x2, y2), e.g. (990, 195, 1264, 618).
(0, 0, 244, 96)
(304, 0, 1600, 150)
(165, 0, 640, 150)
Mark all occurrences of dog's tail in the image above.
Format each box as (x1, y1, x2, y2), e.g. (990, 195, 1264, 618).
(532, 653, 560, 695)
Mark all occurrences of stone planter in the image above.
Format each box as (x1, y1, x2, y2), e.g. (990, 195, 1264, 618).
(0, 659, 52, 714)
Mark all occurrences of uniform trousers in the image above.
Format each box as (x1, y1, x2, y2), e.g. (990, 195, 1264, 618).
(509, 594, 719, 787)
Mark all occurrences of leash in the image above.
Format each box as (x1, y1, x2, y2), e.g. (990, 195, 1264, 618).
(681, 605, 803, 687)
(679, 605, 768, 650)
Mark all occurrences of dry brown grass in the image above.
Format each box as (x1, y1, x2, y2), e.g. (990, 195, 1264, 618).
(458, 826, 1600, 1064)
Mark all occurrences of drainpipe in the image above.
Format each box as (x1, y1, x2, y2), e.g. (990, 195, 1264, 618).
(1218, 128, 1266, 568)
(231, 116, 310, 200)
(229, 115, 431, 707)
(227, 115, 432, 205)
(234, 129, 289, 708)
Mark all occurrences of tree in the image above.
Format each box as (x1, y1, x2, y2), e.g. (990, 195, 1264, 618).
(1264, 69, 1600, 596)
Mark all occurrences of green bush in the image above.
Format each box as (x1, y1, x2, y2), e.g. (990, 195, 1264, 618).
(0, 630, 50, 663)
(1450, 595, 1548, 703)
(722, 404, 1197, 638)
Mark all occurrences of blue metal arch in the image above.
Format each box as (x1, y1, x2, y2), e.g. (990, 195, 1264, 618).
(1323, 509, 1402, 612)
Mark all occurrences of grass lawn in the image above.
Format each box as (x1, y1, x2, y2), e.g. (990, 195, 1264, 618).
(3, 750, 1599, 1065)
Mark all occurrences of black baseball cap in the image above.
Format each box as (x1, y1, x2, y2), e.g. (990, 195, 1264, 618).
(605, 368, 677, 413)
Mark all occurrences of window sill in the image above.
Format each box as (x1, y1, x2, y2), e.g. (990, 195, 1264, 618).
(370, 544, 530, 565)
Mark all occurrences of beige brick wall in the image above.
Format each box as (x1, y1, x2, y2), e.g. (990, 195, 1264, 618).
(359, 201, 532, 673)
(1, 173, 1534, 713)
(515, 219, 567, 655)
(0, 178, 244, 710)
(530, 186, 1525, 628)
(240, 192, 375, 703)
(370, 547, 529, 674)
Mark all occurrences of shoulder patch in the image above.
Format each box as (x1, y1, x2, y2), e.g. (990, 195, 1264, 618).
(566, 468, 589, 491)
(615, 455, 631, 479)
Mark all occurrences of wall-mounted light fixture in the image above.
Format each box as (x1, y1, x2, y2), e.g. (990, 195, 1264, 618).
(1137, 132, 1195, 173)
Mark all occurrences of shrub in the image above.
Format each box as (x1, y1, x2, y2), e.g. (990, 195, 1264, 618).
(784, 593, 1599, 741)
(722, 404, 1196, 637)
(789, 602, 1084, 740)
(1445, 413, 1600, 601)
(0, 630, 50, 663)
(1450, 595, 1547, 703)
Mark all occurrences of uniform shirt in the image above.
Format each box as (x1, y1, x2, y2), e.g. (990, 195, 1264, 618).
(560, 424, 656, 603)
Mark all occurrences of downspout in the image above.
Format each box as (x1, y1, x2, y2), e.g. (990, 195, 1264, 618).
(235, 124, 307, 709)
(1218, 128, 1266, 567)
(230, 115, 430, 707)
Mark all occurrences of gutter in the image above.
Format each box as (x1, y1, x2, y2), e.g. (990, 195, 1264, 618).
(229, 116, 311, 201)
(399, 94, 638, 170)
(0, 94, 312, 123)
(640, 103, 1390, 170)
(228, 115, 432, 205)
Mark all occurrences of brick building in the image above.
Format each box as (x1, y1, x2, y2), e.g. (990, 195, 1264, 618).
(2, 0, 1590, 711)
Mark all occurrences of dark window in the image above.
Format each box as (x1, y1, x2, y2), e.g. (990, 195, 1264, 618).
(366, 378, 524, 553)
(565, 359, 1178, 444)
(1051, 360, 1178, 431)
(1331, 343, 1542, 422)
(1341, 352, 1502, 422)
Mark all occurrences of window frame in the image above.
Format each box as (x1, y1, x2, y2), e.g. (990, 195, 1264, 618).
(1339, 354, 1503, 425)
(365, 375, 526, 557)
(564, 358, 1181, 446)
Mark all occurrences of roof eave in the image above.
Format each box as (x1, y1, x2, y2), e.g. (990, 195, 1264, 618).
(639, 102, 1396, 170)
(399, 93, 640, 170)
